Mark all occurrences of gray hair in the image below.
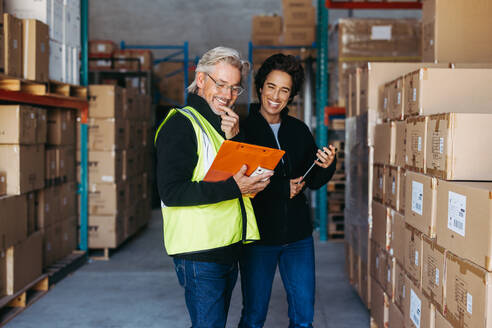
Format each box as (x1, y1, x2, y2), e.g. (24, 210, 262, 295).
(187, 46, 250, 94)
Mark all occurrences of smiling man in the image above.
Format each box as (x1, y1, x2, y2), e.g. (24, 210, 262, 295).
(154, 47, 273, 328)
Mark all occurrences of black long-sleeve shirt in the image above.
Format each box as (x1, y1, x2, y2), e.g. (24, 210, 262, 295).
(155, 94, 243, 264)
(241, 104, 337, 245)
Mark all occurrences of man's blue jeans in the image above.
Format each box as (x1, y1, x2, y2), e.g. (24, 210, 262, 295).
(174, 258, 238, 328)
(238, 236, 315, 328)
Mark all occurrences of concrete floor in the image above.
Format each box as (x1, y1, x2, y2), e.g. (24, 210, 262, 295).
(7, 210, 369, 328)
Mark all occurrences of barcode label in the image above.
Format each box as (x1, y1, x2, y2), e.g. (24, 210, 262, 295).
(379, 177, 383, 189)
(439, 137, 444, 154)
(417, 136, 422, 152)
(415, 251, 419, 266)
(413, 88, 417, 102)
(384, 98, 388, 109)
(397, 92, 402, 105)
(467, 293, 473, 314)
(410, 289, 422, 328)
(392, 178, 396, 195)
(412, 181, 424, 215)
(435, 268, 439, 286)
(447, 191, 467, 237)
(388, 268, 391, 282)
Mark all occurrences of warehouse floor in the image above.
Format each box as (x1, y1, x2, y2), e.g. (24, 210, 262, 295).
(6, 210, 369, 328)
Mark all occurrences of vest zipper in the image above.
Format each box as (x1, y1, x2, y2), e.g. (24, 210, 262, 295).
(238, 197, 247, 242)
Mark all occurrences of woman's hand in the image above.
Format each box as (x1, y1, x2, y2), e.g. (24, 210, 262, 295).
(314, 145, 336, 169)
(290, 177, 305, 199)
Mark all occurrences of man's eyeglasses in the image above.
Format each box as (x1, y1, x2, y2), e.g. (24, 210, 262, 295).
(206, 73, 244, 96)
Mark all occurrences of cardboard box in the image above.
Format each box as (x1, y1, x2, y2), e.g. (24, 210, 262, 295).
(405, 116, 427, 173)
(89, 183, 126, 216)
(389, 209, 405, 267)
(436, 180, 492, 271)
(422, 0, 492, 63)
(283, 6, 315, 28)
(394, 121, 406, 168)
(403, 274, 433, 328)
(389, 300, 404, 328)
(445, 251, 492, 328)
(371, 240, 388, 287)
(404, 223, 423, 288)
(251, 34, 280, 46)
(0, 172, 6, 196)
(388, 77, 404, 121)
(88, 118, 125, 151)
(123, 149, 138, 181)
(373, 164, 385, 202)
(394, 261, 406, 312)
(338, 18, 421, 59)
(384, 166, 401, 211)
(5, 231, 43, 295)
(374, 122, 395, 165)
(384, 255, 395, 299)
(59, 182, 77, 221)
(89, 40, 116, 56)
(26, 191, 36, 236)
(372, 201, 390, 250)
(3, 13, 22, 77)
(0, 144, 45, 194)
(281, 26, 315, 46)
(47, 109, 76, 146)
(370, 278, 389, 328)
(88, 85, 124, 118)
(380, 84, 390, 120)
(399, 168, 406, 215)
(0, 251, 5, 296)
(0, 105, 37, 144)
(45, 147, 57, 181)
(88, 215, 125, 249)
(0, 195, 27, 251)
(405, 171, 437, 237)
(22, 19, 49, 82)
(60, 217, 77, 258)
(42, 221, 62, 267)
(422, 235, 444, 314)
(251, 15, 282, 36)
(87, 150, 123, 185)
(36, 185, 61, 229)
(404, 68, 492, 117)
(282, 0, 312, 8)
(35, 107, 47, 144)
(360, 259, 370, 309)
(0, 25, 4, 72)
(435, 310, 452, 328)
(352, 67, 369, 116)
(426, 113, 492, 180)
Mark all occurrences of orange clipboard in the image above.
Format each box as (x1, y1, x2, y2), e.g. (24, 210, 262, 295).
(203, 140, 285, 182)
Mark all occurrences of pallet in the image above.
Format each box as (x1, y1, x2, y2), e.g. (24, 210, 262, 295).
(328, 201, 345, 213)
(0, 275, 49, 326)
(328, 213, 345, 223)
(327, 181, 345, 192)
(0, 74, 87, 100)
(329, 222, 344, 233)
(45, 250, 87, 286)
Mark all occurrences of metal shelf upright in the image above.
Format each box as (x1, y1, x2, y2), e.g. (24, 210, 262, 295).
(120, 41, 190, 107)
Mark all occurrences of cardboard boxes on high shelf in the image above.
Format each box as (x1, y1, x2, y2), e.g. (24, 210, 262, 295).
(80, 85, 153, 251)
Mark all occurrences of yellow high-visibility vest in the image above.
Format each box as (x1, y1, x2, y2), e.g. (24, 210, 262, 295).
(155, 106, 260, 255)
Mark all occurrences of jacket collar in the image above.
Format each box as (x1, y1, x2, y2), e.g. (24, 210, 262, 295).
(248, 103, 289, 126)
(186, 93, 225, 137)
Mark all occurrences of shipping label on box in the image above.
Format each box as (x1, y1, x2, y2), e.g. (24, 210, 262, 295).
(405, 116, 427, 173)
(404, 223, 423, 288)
(0, 105, 37, 144)
(372, 201, 390, 250)
(88, 85, 124, 118)
(88, 118, 125, 151)
(384, 166, 400, 211)
(444, 251, 492, 328)
(403, 274, 433, 328)
(88, 182, 126, 216)
(436, 180, 492, 271)
(373, 164, 385, 202)
(87, 150, 123, 185)
(422, 235, 444, 315)
(390, 209, 405, 267)
(370, 277, 389, 328)
(395, 121, 406, 167)
(251, 15, 282, 36)
(0, 144, 45, 195)
(374, 122, 396, 165)
(426, 113, 492, 180)
(405, 171, 437, 237)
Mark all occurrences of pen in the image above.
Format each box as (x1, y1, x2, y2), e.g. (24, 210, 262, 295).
(297, 147, 337, 184)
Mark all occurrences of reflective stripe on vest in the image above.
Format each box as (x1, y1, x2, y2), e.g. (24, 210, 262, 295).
(155, 106, 260, 255)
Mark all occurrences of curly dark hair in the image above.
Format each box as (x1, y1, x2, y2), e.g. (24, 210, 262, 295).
(254, 53, 305, 106)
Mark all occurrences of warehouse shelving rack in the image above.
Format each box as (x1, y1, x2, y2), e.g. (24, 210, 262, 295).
(315, 0, 422, 240)
(120, 41, 190, 107)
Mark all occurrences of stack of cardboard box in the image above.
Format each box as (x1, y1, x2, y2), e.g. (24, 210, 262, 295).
(0, 104, 78, 298)
(82, 85, 152, 251)
(337, 18, 421, 110)
(153, 61, 190, 106)
(5, 0, 82, 84)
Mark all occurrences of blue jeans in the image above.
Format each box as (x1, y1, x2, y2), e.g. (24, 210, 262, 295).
(238, 236, 315, 328)
(174, 258, 238, 328)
